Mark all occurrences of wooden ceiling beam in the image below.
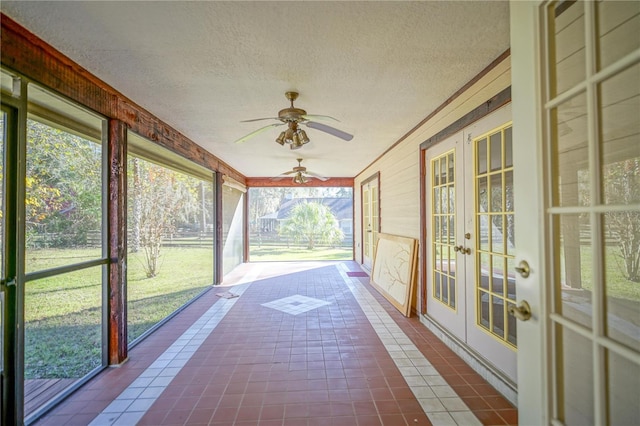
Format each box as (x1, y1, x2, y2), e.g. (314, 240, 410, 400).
(244, 177, 353, 188)
(0, 13, 245, 184)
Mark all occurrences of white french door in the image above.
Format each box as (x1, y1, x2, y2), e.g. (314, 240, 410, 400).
(362, 176, 379, 270)
(425, 105, 517, 382)
(511, 1, 640, 424)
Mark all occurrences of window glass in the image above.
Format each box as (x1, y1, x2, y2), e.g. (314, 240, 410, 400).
(248, 187, 353, 261)
(127, 154, 214, 343)
(23, 83, 106, 418)
(222, 185, 244, 276)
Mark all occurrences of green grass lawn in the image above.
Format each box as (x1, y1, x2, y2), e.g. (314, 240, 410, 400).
(577, 245, 640, 302)
(22, 243, 636, 380)
(24, 247, 213, 379)
(249, 244, 352, 261)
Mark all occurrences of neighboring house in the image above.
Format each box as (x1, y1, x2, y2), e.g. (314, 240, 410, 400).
(258, 197, 353, 241)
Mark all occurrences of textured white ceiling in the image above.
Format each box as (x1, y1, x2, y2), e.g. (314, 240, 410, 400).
(2, 1, 510, 179)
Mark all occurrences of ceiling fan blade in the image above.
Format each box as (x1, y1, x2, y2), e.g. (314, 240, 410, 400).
(301, 114, 340, 122)
(305, 121, 353, 141)
(240, 117, 280, 123)
(270, 170, 296, 180)
(305, 171, 329, 181)
(233, 123, 283, 144)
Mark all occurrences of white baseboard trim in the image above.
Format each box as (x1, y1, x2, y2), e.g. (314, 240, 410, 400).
(419, 314, 518, 406)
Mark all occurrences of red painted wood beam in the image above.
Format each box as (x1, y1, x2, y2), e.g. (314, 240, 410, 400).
(245, 177, 354, 188)
(0, 13, 245, 184)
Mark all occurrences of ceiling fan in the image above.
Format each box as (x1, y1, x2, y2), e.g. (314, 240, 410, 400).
(234, 91, 353, 149)
(272, 158, 328, 184)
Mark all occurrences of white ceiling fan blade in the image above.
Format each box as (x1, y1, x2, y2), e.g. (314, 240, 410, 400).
(233, 123, 283, 144)
(305, 121, 353, 141)
(306, 171, 329, 181)
(270, 170, 296, 180)
(301, 114, 340, 122)
(240, 117, 280, 123)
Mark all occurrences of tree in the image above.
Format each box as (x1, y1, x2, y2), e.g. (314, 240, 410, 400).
(132, 161, 199, 277)
(604, 158, 640, 282)
(25, 119, 102, 248)
(279, 201, 344, 249)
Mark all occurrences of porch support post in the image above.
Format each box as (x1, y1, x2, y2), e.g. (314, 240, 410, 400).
(243, 190, 249, 263)
(215, 173, 223, 284)
(107, 119, 128, 364)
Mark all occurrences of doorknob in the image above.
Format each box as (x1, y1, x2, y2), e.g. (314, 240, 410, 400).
(454, 245, 471, 255)
(515, 260, 530, 278)
(508, 300, 532, 321)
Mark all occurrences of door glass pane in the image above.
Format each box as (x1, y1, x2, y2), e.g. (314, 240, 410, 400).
(491, 295, 505, 338)
(600, 63, 640, 205)
(550, 1, 586, 96)
(603, 213, 640, 351)
(477, 137, 488, 174)
(474, 126, 516, 346)
(490, 174, 503, 213)
(557, 214, 593, 329)
(552, 93, 589, 207)
(363, 189, 370, 258)
(597, 1, 640, 71)
(25, 266, 103, 416)
(599, 64, 640, 351)
(557, 326, 594, 425)
(490, 132, 502, 172)
(479, 291, 490, 328)
(431, 150, 456, 309)
(608, 350, 640, 425)
(504, 127, 513, 168)
(506, 301, 517, 345)
(372, 186, 378, 251)
(543, 3, 640, 423)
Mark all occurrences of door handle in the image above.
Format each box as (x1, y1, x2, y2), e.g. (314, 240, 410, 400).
(508, 300, 532, 321)
(515, 260, 530, 278)
(453, 245, 471, 255)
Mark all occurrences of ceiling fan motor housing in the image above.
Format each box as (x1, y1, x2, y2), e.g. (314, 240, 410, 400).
(278, 107, 306, 122)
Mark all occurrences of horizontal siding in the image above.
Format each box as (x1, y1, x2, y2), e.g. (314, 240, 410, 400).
(354, 57, 511, 263)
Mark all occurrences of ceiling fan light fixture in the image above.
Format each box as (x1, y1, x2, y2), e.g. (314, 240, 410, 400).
(275, 132, 286, 145)
(284, 128, 295, 141)
(299, 129, 310, 144)
(293, 172, 308, 184)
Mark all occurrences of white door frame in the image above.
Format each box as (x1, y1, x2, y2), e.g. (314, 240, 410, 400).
(361, 173, 380, 270)
(510, 1, 549, 423)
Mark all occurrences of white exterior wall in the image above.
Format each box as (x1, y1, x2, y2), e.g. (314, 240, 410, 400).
(354, 56, 512, 264)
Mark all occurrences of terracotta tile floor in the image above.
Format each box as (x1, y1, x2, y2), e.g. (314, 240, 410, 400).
(35, 261, 516, 426)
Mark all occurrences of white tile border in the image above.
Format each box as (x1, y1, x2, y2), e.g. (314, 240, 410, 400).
(261, 294, 332, 315)
(336, 263, 482, 426)
(88, 266, 262, 426)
